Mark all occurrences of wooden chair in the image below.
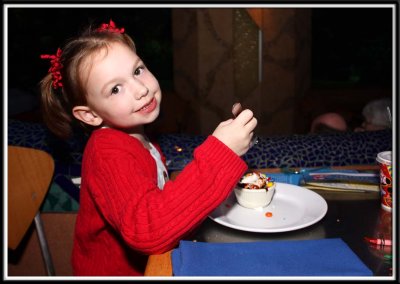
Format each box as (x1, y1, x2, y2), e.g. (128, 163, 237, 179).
(8, 145, 56, 276)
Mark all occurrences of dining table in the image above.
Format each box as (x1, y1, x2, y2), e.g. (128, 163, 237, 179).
(144, 165, 394, 278)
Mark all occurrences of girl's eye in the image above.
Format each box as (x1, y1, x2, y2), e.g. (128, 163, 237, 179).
(134, 66, 145, 76)
(111, 85, 121, 95)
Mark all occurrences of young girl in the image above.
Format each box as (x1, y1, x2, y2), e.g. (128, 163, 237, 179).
(40, 20, 257, 276)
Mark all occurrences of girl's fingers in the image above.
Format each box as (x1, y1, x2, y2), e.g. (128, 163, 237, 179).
(219, 118, 233, 126)
(234, 109, 254, 125)
(245, 117, 258, 131)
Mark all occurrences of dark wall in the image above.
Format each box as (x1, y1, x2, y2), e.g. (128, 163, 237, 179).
(311, 8, 392, 88)
(8, 8, 173, 94)
(9, 7, 392, 96)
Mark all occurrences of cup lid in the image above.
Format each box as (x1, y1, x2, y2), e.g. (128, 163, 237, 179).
(376, 151, 392, 165)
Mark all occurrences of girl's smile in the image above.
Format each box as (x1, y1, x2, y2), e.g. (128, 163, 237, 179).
(136, 97, 157, 113)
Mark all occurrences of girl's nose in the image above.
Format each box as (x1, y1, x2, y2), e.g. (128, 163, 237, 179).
(134, 83, 149, 100)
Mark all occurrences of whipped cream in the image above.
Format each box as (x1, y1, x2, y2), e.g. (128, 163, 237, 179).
(239, 172, 273, 189)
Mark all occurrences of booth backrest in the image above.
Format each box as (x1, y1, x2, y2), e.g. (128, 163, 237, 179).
(158, 130, 392, 171)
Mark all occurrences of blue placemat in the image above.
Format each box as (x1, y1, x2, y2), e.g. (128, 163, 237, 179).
(172, 239, 373, 276)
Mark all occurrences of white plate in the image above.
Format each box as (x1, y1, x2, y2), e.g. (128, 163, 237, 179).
(209, 182, 328, 233)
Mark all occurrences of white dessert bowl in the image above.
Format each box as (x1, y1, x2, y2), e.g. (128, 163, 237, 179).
(234, 183, 276, 209)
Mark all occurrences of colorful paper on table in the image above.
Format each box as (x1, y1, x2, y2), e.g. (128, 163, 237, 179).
(172, 239, 373, 276)
(302, 171, 380, 184)
(264, 169, 367, 186)
(304, 182, 379, 192)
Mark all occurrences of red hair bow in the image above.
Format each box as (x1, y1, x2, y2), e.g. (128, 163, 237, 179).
(40, 48, 63, 89)
(96, 19, 125, 34)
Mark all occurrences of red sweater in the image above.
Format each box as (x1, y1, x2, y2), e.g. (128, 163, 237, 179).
(71, 128, 247, 276)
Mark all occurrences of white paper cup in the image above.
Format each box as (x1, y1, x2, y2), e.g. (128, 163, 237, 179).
(234, 184, 275, 209)
(376, 151, 392, 212)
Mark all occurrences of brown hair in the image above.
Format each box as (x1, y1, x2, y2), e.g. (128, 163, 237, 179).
(40, 23, 136, 139)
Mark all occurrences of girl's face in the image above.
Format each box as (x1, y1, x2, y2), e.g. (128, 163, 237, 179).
(83, 42, 162, 132)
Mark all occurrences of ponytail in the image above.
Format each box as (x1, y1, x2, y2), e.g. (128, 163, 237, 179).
(40, 73, 74, 139)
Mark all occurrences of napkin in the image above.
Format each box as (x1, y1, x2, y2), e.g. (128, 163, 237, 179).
(172, 239, 373, 276)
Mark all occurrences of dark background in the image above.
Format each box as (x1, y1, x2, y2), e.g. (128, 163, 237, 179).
(311, 7, 392, 88)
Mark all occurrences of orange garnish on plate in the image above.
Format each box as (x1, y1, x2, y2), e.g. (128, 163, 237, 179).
(265, 212, 273, 217)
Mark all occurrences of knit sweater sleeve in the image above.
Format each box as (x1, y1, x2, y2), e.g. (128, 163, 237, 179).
(83, 129, 247, 254)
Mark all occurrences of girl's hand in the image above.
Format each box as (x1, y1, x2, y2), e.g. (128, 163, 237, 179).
(212, 109, 257, 156)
